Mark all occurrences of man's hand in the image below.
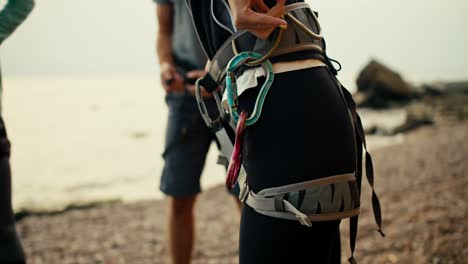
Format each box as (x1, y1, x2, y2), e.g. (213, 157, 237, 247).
(186, 69, 213, 98)
(160, 62, 185, 94)
(229, 0, 287, 39)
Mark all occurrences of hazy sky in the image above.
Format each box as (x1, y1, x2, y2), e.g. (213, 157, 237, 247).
(1, 0, 467, 82)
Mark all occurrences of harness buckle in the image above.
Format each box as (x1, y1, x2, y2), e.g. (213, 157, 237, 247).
(239, 181, 250, 203)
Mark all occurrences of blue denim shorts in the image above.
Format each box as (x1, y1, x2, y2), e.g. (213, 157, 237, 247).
(160, 93, 239, 197)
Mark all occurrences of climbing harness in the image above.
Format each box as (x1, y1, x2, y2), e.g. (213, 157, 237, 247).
(194, 3, 384, 263)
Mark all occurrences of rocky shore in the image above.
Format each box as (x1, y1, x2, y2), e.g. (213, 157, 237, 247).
(354, 59, 468, 136)
(15, 122, 467, 264)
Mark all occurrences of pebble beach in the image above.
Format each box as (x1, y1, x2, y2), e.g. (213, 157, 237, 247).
(15, 123, 468, 264)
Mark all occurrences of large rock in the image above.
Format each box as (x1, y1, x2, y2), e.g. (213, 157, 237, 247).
(355, 59, 415, 108)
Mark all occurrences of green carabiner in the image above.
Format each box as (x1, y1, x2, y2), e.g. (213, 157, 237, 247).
(225, 52, 275, 126)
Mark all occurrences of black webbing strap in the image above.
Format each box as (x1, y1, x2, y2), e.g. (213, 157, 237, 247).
(326, 57, 384, 262)
(329, 72, 362, 264)
(344, 90, 385, 237)
(339, 82, 385, 263)
(349, 131, 363, 264)
(356, 114, 385, 237)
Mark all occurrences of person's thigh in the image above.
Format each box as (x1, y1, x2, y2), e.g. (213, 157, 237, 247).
(0, 117, 26, 263)
(238, 67, 354, 263)
(240, 205, 341, 264)
(239, 66, 356, 191)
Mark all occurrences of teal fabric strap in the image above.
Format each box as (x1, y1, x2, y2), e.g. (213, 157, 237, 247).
(0, 0, 35, 112)
(0, 0, 35, 44)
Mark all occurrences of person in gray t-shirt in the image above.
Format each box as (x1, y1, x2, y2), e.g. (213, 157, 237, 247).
(154, 1, 239, 263)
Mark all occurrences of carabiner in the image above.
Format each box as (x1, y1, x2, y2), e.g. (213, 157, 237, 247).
(226, 110, 248, 190)
(195, 77, 227, 130)
(225, 51, 274, 127)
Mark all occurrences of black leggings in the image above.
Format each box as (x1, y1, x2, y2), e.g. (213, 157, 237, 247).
(238, 67, 356, 264)
(0, 118, 26, 264)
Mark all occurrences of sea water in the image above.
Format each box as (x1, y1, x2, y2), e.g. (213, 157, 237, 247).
(3, 75, 228, 211)
(3, 75, 403, 212)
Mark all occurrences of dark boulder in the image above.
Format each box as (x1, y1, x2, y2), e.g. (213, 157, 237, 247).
(355, 59, 416, 108)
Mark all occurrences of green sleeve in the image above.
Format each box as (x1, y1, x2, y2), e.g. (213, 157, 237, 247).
(0, 0, 35, 45)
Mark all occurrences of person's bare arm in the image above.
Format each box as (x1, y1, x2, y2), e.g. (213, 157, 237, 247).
(156, 4, 173, 66)
(228, 0, 286, 39)
(155, 3, 184, 93)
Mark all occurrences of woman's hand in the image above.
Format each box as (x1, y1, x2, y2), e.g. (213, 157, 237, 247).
(228, 0, 287, 39)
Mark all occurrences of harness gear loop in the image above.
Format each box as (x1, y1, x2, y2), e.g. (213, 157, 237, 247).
(284, 12, 322, 40)
(232, 26, 285, 66)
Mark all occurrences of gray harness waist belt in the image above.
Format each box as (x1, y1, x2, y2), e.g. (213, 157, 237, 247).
(242, 173, 360, 227)
(199, 2, 325, 93)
